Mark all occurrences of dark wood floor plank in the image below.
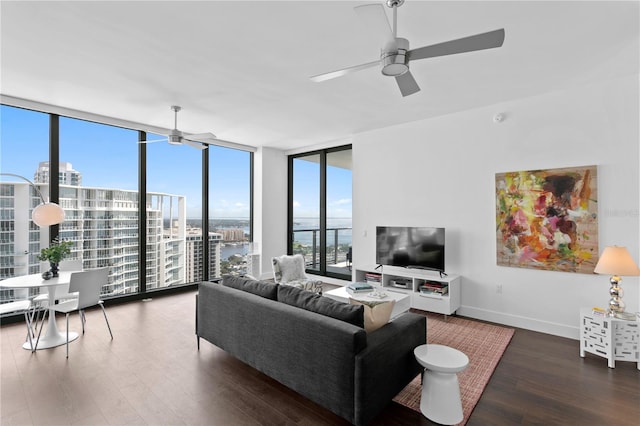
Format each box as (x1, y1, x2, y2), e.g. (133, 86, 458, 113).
(1, 289, 639, 426)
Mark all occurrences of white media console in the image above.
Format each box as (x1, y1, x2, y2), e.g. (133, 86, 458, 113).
(354, 265, 461, 316)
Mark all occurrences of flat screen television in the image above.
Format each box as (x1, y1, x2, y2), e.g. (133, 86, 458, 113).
(376, 226, 445, 272)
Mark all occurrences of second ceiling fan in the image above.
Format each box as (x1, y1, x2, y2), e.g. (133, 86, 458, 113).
(140, 105, 220, 150)
(310, 0, 505, 97)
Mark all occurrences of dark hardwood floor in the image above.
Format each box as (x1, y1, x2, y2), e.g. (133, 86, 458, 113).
(1, 288, 638, 425)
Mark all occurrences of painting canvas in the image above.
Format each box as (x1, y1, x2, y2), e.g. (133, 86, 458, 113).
(495, 165, 598, 274)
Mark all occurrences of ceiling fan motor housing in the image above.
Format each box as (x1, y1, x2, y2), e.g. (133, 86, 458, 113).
(168, 129, 183, 145)
(381, 37, 409, 76)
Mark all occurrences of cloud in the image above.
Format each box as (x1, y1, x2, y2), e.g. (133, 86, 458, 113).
(331, 198, 352, 206)
(293, 200, 301, 208)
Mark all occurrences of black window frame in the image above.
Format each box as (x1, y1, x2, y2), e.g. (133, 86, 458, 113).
(1, 103, 254, 304)
(287, 144, 352, 280)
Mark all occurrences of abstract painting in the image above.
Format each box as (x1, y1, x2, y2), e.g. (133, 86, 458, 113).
(495, 165, 598, 274)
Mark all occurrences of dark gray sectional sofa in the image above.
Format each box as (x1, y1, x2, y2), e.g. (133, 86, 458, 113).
(196, 276, 426, 425)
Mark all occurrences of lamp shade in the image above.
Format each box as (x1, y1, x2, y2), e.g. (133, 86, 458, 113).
(1, 172, 66, 228)
(32, 202, 66, 227)
(594, 246, 640, 276)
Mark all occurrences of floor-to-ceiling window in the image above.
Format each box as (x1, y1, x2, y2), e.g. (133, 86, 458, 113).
(0, 106, 50, 302)
(209, 146, 253, 277)
(147, 132, 203, 289)
(60, 117, 139, 296)
(290, 153, 321, 274)
(325, 149, 353, 277)
(289, 145, 352, 280)
(0, 103, 254, 306)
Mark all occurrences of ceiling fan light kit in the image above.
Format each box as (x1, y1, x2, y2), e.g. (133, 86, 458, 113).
(381, 38, 409, 76)
(310, 1, 505, 97)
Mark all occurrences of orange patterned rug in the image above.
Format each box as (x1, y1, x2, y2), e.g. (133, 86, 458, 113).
(393, 310, 514, 425)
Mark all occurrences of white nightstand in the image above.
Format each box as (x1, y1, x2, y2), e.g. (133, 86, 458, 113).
(580, 307, 639, 369)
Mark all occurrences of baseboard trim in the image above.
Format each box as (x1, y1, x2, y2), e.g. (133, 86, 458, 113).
(457, 305, 579, 340)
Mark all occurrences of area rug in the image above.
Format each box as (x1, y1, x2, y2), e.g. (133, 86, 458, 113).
(393, 311, 514, 425)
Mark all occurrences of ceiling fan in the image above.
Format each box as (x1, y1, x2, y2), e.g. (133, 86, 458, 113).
(141, 105, 219, 150)
(310, 0, 505, 97)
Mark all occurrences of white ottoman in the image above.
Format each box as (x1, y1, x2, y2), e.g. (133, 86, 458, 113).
(414, 344, 469, 425)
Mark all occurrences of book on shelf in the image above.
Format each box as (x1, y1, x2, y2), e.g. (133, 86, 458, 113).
(364, 273, 382, 284)
(419, 282, 448, 295)
(420, 285, 449, 296)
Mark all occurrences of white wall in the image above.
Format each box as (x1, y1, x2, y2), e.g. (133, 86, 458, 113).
(351, 74, 639, 339)
(253, 146, 288, 279)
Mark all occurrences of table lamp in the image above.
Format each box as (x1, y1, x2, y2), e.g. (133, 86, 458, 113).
(0, 173, 65, 227)
(593, 246, 640, 317)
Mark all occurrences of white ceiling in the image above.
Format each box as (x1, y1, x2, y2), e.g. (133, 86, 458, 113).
(1, 1, 638, 152)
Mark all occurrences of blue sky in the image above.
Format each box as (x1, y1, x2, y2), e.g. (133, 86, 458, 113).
(1, 105, 250, 219)
(293, 157, 352, 219)
(1, 105, 351, 219)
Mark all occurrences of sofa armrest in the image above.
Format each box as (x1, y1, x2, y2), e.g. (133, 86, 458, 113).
(353, 312, 426, 426)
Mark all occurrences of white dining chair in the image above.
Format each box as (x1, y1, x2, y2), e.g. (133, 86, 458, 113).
(35, 259, 83, 302)
(36, 267, 112, 358)
(0, 299, 36, 351)
(30, 259, 85, 332)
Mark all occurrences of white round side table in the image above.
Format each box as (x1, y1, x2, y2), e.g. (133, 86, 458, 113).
(414, 343, 469, 425)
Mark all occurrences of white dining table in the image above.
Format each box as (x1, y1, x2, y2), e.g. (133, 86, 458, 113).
(0, 271, 79, 350)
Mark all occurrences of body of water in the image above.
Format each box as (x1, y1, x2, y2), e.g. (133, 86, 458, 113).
(293, 218, 352, 247)
(216, 217, 353, 259)
(221, 243, 249, 260)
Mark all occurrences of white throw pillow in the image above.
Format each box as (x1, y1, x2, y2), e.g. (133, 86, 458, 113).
(277, 255, 306, 282)
(349, 299, 396, 332)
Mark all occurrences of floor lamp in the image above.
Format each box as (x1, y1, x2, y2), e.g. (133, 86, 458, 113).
(0, 173, 65, 226)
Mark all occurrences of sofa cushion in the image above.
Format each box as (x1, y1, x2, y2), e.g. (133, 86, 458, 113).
(222, 275, 278, 300)
(349, 299, 396, 332)
(278, 285, 364, 328)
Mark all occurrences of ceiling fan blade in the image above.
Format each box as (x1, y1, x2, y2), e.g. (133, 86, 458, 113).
(310, 59, 381, 82)
(183, 139, 208, 150)
(408, 28, 505, 62)
(354, 4, 396, 50)
(395, 71, 420, 97)
(183, 132, 217, 142)
(139, 138, 167, 144)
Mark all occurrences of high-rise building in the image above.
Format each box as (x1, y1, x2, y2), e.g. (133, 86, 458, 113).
(186, 228, 222, 282)
(0, 163, 223, 302)
(217, 228, 246, 242)
(34, 161, 81, 186)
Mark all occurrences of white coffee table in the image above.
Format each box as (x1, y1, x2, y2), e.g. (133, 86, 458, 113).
(414, 344, 469, 425)
(324, 286, 410, 318)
